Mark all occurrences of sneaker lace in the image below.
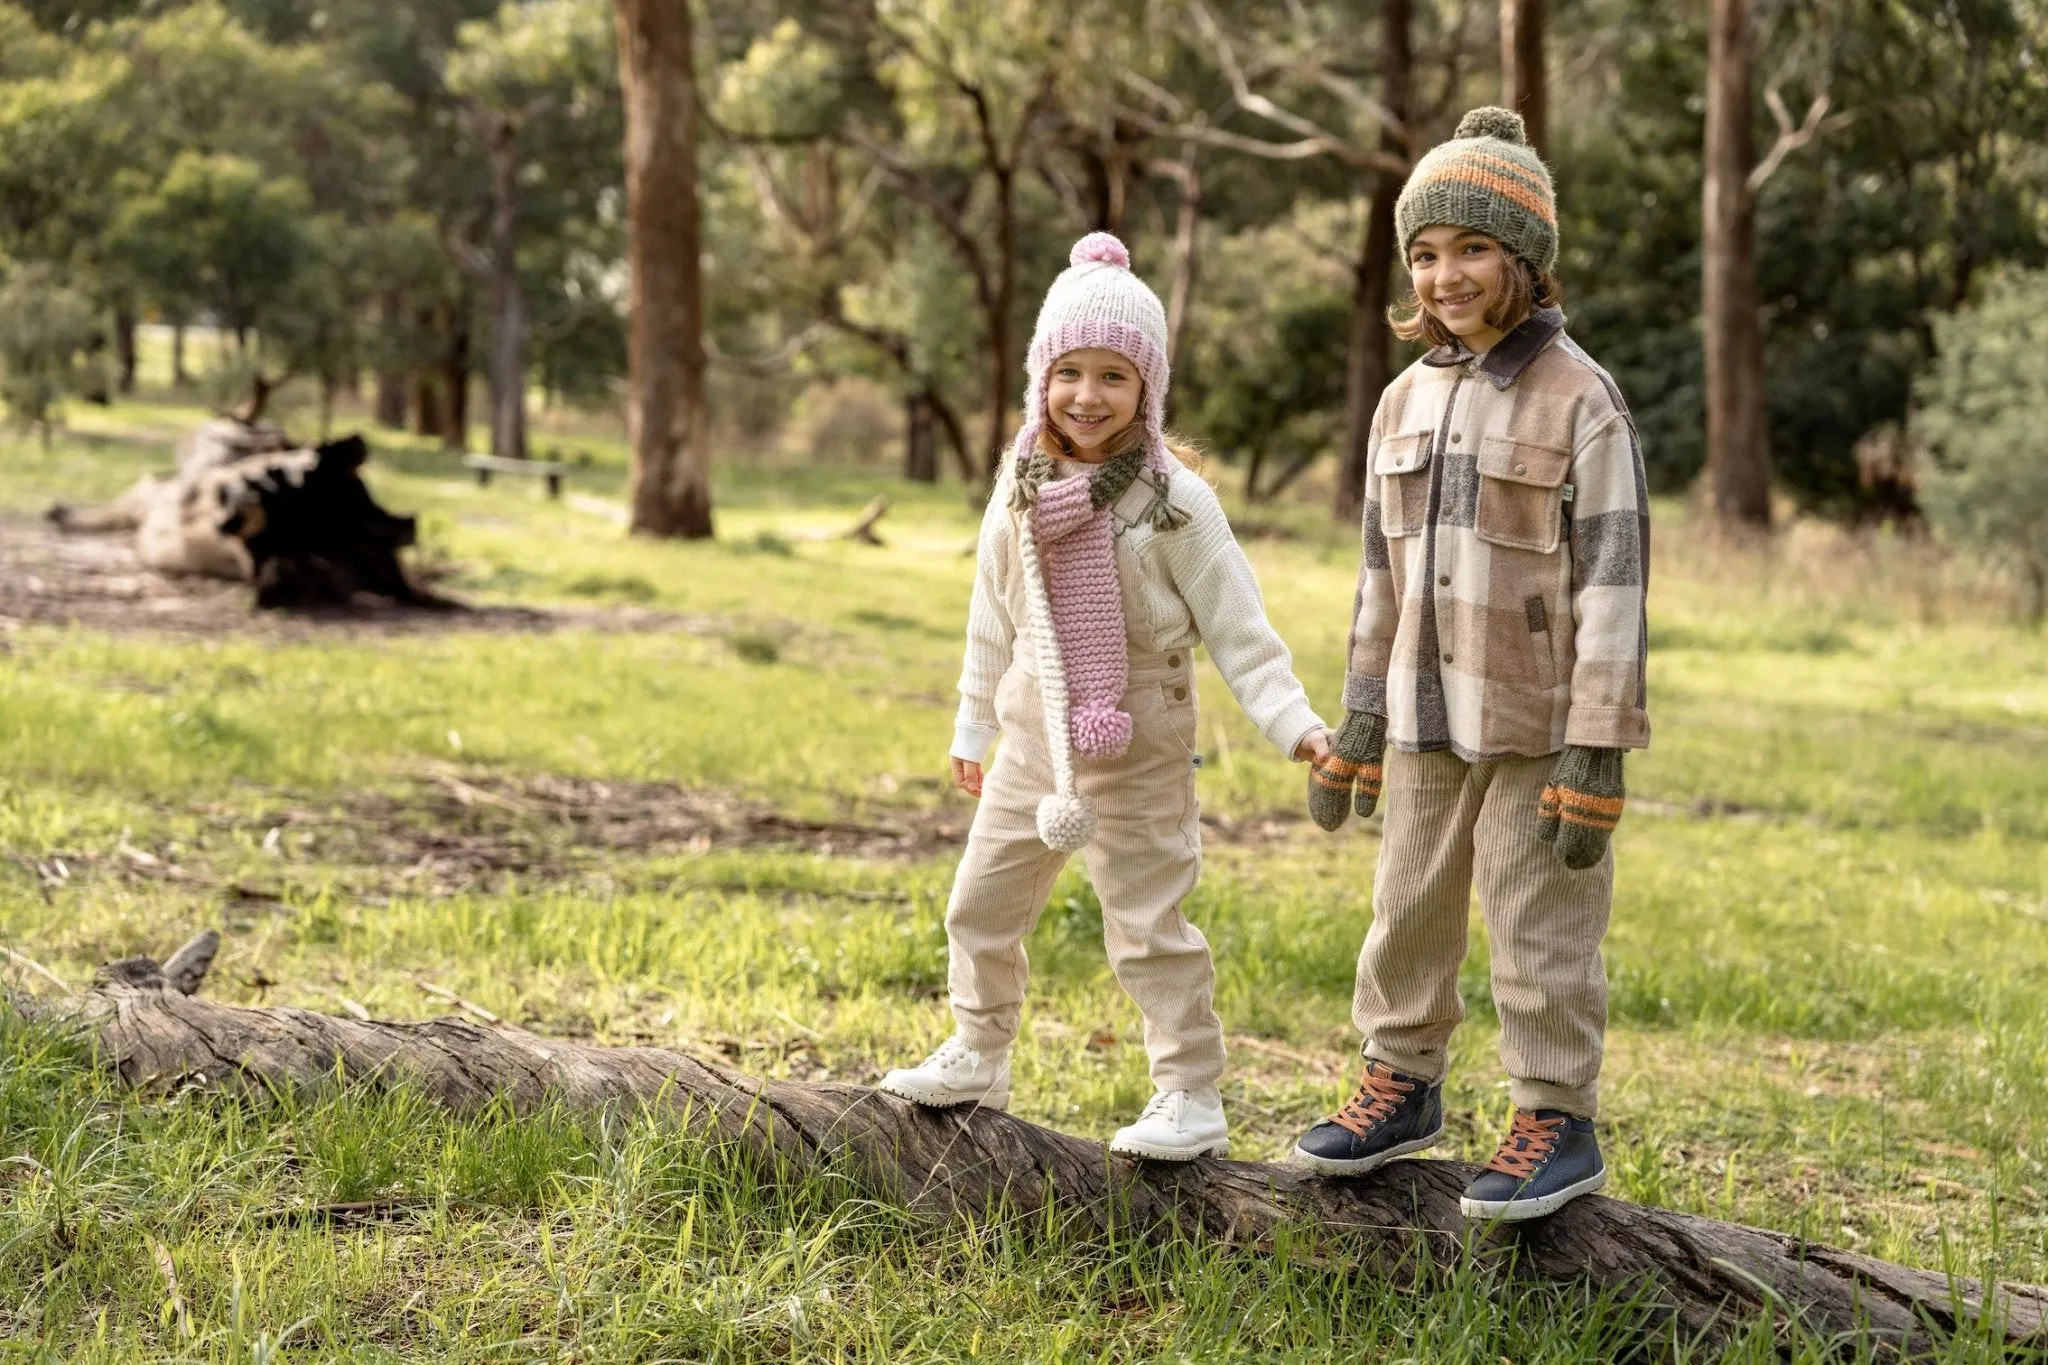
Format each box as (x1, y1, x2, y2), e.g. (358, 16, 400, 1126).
(925, 1036, 976, 1071)
(1330, 1064, 1413, 1139)
(1139, 1090, 1183, 1123)
(1483, 1110, 1566, 1178)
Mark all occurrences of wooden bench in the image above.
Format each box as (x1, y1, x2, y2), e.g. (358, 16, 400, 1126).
(462, 453, 570, 499)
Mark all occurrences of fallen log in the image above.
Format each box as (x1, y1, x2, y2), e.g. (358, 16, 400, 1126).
(27, 932, 2045, 1357)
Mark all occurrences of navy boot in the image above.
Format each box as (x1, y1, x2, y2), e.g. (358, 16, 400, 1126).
(1460, 1109, 1606, 1221)
(1289, 1060, 1445, 1176)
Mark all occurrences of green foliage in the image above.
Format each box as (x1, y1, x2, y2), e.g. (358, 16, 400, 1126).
(0, 260, 102, 440)
(106, 151, 316, 339)
(1914, 267, 2048, 624)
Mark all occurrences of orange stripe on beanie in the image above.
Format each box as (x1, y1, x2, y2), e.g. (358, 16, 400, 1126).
(1395, 107, 1559, 273)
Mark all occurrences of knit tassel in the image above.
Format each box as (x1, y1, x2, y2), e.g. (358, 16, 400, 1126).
(1138, 463, 1191, 531)
(1012, 488, 1097, 854)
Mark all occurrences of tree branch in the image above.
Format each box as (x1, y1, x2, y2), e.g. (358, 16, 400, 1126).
(1747, 88, 1831, 192)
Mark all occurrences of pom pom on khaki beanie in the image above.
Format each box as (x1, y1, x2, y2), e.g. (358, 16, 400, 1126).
(1394, 105, 1558, 274)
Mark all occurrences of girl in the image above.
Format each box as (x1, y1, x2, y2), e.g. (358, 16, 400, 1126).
(1293, 108, 1652, 1221)
(880, 233, 1330, 1161)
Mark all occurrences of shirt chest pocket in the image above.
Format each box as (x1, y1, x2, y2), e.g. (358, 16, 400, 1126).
(1374, 432, 1433, 538)
(1475, 437, 1572, 553)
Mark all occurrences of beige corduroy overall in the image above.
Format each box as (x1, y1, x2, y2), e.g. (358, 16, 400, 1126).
(946, 526, 1225, 1092)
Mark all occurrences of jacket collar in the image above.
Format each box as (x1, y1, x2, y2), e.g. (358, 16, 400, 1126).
(1421, 305, 1567, 390)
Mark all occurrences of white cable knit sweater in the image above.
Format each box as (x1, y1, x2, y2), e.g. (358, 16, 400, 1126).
(951, 464, 1324, 765)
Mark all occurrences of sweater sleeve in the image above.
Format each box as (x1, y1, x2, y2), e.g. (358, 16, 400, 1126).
(1563, 409, 1652, 749)
(952, 488, 1016, 763)
(1342, 416, 1397, 717)
(1156, 474, 1324, 758)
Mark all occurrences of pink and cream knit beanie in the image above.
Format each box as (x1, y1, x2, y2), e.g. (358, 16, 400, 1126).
(1011, 233, 1174, 476)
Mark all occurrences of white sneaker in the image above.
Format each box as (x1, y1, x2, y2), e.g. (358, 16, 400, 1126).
(877, 1035, 1011, 1110)
(1109, 1088, 1230, 1161)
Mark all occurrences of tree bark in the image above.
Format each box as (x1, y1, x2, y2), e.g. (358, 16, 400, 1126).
(484, 117, 529, 463)
(1702, 0, 1773, 530)
(114, 301, 138, 395)
(1499, 0, 1547, 157)
(172, 323, 188, 387)
(374, 293, 409, 430)
(904, 391, 937, 483)
(615, 0, 715, 540)
(1334, 0, 1411, 526)
(1162, 146, 1202, 370)
(38, 934, 2045, 1359)
(442, 297, 471, 453)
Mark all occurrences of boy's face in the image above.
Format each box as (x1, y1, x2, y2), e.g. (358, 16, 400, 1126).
(1046, 348, 1141, 458)
(1408, 225, 1511, 352)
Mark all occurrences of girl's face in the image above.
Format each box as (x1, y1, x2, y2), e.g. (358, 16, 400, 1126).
(1408, 225, 1511, 353)
(1046, 348, 1141, 459)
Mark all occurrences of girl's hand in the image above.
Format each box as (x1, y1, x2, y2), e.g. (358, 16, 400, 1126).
(1293, 727, 1333, 764)
(950, 757, 984, 798)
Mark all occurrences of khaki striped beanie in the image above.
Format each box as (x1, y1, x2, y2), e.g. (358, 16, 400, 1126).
(1395, 106, 1558, 274)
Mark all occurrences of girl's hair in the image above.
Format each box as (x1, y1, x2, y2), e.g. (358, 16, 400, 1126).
(1387, 249, 1566, 348)
(1036, 384, 1204, 471)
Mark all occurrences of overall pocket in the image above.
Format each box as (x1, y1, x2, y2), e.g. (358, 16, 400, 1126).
(1475, 437, 1571, 553)
(1374, 432, 1434, 538)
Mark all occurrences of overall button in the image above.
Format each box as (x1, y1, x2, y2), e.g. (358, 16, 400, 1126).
(1441, 653, 1453, 665)
(1167, 654, 1182, 667)
(1451, 433, 1462, 444)
(1437, 574, 1450, 587)
(1173, 687, 1188, 701)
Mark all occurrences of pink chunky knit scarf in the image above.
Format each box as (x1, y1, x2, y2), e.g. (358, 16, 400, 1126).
(1029, 467, 1132, 757)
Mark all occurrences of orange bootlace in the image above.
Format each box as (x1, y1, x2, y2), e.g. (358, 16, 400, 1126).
(1484, 1110, 1567, 1178)
(1329, 1063, 1415, 1138)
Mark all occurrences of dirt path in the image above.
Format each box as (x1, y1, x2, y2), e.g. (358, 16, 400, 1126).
(0, 513, 704, 639)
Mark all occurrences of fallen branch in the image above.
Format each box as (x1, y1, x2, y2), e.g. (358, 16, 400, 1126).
(26, 933, 2047, 1357)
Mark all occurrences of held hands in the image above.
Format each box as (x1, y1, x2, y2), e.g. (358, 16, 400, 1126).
(959, 727, 1336, 800)
(1537, 745, 1625, 869)
(1307, 710, 1386, 830)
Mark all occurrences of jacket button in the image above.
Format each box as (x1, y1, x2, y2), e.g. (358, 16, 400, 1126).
(1173, 687, 1188, 701)
(1514, 462, 1527, 474)
(1451, 433, 1462, 444)
(1167, 654, 1181, 667)
(1441, 653, 1453, 665)
(1437, 574, 1450, 587)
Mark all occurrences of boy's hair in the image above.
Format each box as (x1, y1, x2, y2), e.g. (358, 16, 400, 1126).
(1388, 252, 1566, 349)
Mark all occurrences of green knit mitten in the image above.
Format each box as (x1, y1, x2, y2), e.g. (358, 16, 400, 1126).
(1308, 710, 1386, 831)
(1537, 745, 1625, 870)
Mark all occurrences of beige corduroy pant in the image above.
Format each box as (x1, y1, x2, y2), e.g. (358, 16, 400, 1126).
(1354, 747, 1614, 1117)
(945, 641, 1226, 1092)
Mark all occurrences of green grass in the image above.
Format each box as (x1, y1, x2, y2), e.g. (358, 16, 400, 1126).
(1, 395, 2044, 1360)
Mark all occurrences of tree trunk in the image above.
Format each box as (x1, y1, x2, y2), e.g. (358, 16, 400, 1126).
(1163, 146, 1202, 370)
(172, 323, 188, 387)
(1499, 0, 1547, 156)
(40, 933, 2045, 1359)
(442, 297, 471, 453)
(614, 0, 714, 540)
(485, 119, 529, 463)
(983, 176, 1019, 481)
(904, 391, 937, 483)
(114, 301, 138, 395)
(375, 293, 409, 430)
(1702, 0, 1773, 530)
(1334, 0, 1411, 525)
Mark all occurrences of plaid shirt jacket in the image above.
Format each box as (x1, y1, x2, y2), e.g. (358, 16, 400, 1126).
(1344, 307, 1651, 760)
